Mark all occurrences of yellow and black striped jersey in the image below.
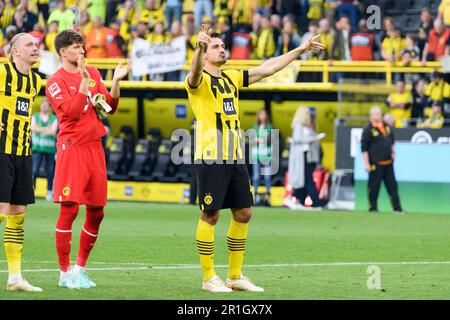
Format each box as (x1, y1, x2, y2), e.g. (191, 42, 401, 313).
(185, 69, 249, 161)
(0, 62, 42, 156)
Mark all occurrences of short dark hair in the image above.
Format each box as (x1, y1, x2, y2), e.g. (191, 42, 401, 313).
(54, 30, 84, 56)
(204, 32, 222, 53)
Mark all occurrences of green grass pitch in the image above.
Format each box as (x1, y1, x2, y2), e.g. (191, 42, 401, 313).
(0, 200, 450, 300)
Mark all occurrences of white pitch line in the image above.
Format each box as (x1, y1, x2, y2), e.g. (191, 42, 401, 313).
(1, 261, 450, 273)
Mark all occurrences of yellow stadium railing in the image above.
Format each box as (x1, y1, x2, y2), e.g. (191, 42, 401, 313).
(0, 58, 443, 86)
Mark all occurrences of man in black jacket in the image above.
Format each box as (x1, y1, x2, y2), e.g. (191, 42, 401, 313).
(361, 106, 403, 214)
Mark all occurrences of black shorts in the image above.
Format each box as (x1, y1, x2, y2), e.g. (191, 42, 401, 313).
(0, 153, 35, 205)
(195, 161, 254, 211)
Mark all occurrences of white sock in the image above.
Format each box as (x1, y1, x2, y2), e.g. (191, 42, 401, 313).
(60, 269, 71, 279)
(73, 264, 85, 274)
(8, 274, 23, 283)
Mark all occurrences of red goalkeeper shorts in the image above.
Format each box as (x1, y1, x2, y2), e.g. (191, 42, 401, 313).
(53, 139, 107, 206)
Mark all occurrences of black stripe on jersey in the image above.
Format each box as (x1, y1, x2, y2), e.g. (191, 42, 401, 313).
(0, 108, 9, 152)
(243, 70, 249, 87)
(31, 72, 37, 96)
(11, 119, 20, 155)
(22, 121, 29, 156)
(4, 64, 12, 96)
(216, 113, 223, 160)
(25, 74, 31, 94)
(16, 73, 23, 92)
(222, 72, 238, 98)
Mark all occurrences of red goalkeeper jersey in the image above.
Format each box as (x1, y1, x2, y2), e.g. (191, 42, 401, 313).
(45, 66, 119, 146)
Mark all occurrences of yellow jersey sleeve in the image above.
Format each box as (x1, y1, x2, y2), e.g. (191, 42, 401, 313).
(185, 72, 207, 95)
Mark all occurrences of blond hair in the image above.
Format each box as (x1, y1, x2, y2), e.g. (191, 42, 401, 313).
(291, 106, 311, 128)
(7, 32, 28, 62)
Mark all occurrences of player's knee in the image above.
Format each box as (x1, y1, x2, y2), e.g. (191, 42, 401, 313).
(234, 208, 252, 223)
(201, 210, 220, 225)
(86, 207, 105, 225)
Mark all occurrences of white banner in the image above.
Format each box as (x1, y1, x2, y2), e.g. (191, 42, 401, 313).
(131, 36, 186, 77)
(38, 50, 61, 76)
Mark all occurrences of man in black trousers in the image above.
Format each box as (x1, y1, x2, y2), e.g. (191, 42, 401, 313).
(361, 106, 404, 214)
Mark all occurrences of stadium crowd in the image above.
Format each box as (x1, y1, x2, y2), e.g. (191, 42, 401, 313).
(0, 0, 449, 66)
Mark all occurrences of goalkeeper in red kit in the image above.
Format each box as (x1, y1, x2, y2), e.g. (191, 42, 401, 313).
(45, 30, 130, 289)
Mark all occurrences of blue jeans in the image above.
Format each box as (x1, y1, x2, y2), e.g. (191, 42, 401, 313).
(252, 161, 272, 195)
(165, 3, 183, 30)
(336, 3, 359, 30)
(32, 151, 55, 191)
(194, 0, 213, 30)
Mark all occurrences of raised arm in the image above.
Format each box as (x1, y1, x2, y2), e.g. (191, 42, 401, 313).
(188, 25, 212, 88)
(248, 34, 325, 85)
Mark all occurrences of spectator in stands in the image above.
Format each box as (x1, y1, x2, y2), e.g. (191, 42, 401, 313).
(276, 29, 297, 56)
(270, 14, 282, 35)
(278, 19, 301, 54)
(417, 100, 445, 129)
(251, 108, 273, 206)
(194, 0, 214, 30)
(438, 0, 450, 28)
(336, 0, 360, 30)
(165, 20, 183, 81)
(106, 20, 126, 58)
(80, 10, 92, 36)
(418, 7, 433, 58)
(147, 20, 170, 81)
(285, 106, 325, 210)
(411, 78, 428, 121)
(421, 18, 450, 64)
(165, 0, 182, 30)
(302, 20, 321, 61)
(0, 0, 16, 31)
(15, 0, 37, 33)
(116, 0, 137, 44)
(138, 0, 164, 31)
(31, 98, 58, 202)
(307, 0, 324, 22)
(12, 9, 27, 33)
(36, 0, 50, 22)
(387, 80, 412, 128)
(350, 19, 376, 61)
(230, 0, 257, 32)
(424, 71, 450, 117)
(214, 0, 232, 23)
(329, 15, 351, 81)
(85, 16, 109, 59)
(323, 0, 337, 25)
(318, 18, 334, 61)
(44, 21, 58, 52)
(216, 16, 233, 58)
(87, 0, 107, 24)
(401, 33, 420, 66)
(28, 23, 46, 50)
(253, 14, 277, 59)
(256, 0, 272, 16)
(47, 0, 75, 32)
(0, 25, 17, 57)
(361, 106, 403, 213)
(105, 0, 119, 26)
(381, 26, 406, 63)
(184, 15, 197, 64)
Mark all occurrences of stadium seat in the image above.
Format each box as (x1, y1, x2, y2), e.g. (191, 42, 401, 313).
(146, 128, 162, 153)
(106, 137, 125, 178)
(149, 140, 175, 182)
(128, 139, 152, 180)
(172, 141, 192, 183)
(385, 0, 412, 15)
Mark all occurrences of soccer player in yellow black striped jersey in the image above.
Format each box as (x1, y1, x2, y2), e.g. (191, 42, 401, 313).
(0, 33, 43, 292)
(186, 25, 325, 292)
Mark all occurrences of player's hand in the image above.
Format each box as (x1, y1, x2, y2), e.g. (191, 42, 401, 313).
(197, 24, 212, 51)
(364, 163, 372, 173)
(78, 55, 89, 80)
(298, 34, 325, 55)
(113, 59, 131, 81)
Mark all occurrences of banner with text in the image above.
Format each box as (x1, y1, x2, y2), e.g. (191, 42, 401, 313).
(131, 37, 186, 77)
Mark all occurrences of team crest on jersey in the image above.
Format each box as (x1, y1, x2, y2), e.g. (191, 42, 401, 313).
(48, 82, 61, 97)
(89, 79, 96, 87)
(204, 194, 213, 205)
(62, 186, 70, 197)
